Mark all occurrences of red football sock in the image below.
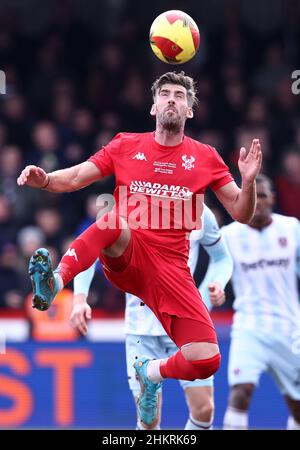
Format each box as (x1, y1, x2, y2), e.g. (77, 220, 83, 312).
(160, 350, 221, 381)
(55, 212, 122, 286)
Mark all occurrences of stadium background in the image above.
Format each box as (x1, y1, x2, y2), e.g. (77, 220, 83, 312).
(0, 0, 299, 429)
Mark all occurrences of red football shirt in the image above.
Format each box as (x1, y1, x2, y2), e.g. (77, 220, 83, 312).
(89, 132, 233, 258)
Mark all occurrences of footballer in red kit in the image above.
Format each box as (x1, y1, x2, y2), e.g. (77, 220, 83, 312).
(17, 71, 262, 427)
(87, 131, 233, 343)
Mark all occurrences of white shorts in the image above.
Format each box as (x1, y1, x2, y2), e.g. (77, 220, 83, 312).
(126, 334, 214, 396)
(228, 328, 300, 400)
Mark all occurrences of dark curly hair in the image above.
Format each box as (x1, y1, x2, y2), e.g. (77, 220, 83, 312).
(151, 71, 198, 108)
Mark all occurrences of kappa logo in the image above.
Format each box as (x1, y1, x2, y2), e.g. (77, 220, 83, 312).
(132, 152, 147, 161)
(65, 248, 78, 261)
(182, 155, 195, 170)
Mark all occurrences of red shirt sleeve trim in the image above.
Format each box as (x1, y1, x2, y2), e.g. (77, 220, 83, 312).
(210, 174, 234, 191)
(87, 155, 108, 177)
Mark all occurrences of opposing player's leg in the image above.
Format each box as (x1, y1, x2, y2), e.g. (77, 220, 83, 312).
(266, 333, 300, 430)
(223, 329, 267, 429)
(184, 385, 214, 430)
(29, 211, 130, 310)
(285, 397, 300, 430)
(223, 383, 255, 430)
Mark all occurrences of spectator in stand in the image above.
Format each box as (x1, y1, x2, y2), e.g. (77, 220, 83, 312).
(52, 93, 75, 146)
(119, 71, 151, 132)
(34, 206, 65, 249)
(0, 243, 22, 308)
(0, 195, 15, 246)
(253, 43, 292, 96)
(0, 122, 7, 148)
(0, 145, 42, 227)
(0, 145, 23, 205)
(1, 93, 32, 149)
(16, 226, 46, 297)
(71, 108, 96, 153)
(29, 121, 62, 172)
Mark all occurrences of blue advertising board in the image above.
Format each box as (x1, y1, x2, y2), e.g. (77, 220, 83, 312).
(0, 339, 289, 429)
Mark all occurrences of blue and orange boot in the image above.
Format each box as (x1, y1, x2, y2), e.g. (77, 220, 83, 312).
(133, 357, 162, 426)
(28, 248, 59, 311)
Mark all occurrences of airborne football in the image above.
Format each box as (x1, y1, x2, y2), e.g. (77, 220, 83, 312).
(149, 10, 200, 64)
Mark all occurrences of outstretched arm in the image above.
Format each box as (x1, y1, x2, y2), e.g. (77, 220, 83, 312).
(215, 139, 262, 223)
(17, 161, 102, 193)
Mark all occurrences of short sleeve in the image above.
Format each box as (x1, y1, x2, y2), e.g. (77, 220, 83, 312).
(207, 146, 234, 191)
(88, 133, 122, 177)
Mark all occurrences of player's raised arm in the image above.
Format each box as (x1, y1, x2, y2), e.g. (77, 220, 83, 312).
(215, 138, 262, 224)
(17, 161, 102, 193)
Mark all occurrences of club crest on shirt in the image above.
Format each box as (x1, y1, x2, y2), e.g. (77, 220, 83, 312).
(278, 237, 288, 247)
(182, 155, 195, 170)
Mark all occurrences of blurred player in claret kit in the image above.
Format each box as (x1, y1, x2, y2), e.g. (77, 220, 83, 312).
(71, 204, 233, 430)
(17, 71, 262, 427)
(222, 174, 300, 430)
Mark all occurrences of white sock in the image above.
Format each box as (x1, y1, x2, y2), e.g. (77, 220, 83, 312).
(146, 359, 164, 383)
(54, 273, 64, 291)
(287, 416, 300, 430)
(136, 420, 160, 430)
(223, 406, 248, 430)
(185, 415, 213, 430)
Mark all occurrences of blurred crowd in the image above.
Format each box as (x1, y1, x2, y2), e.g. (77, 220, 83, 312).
(0, 0, 300, 311)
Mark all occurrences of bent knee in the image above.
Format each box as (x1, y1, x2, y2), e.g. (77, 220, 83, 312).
(189, 352, 221, 379)
(181, 342, 219, 361)
(191, 399, 214, 423)
(229, 384, 254, 410)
